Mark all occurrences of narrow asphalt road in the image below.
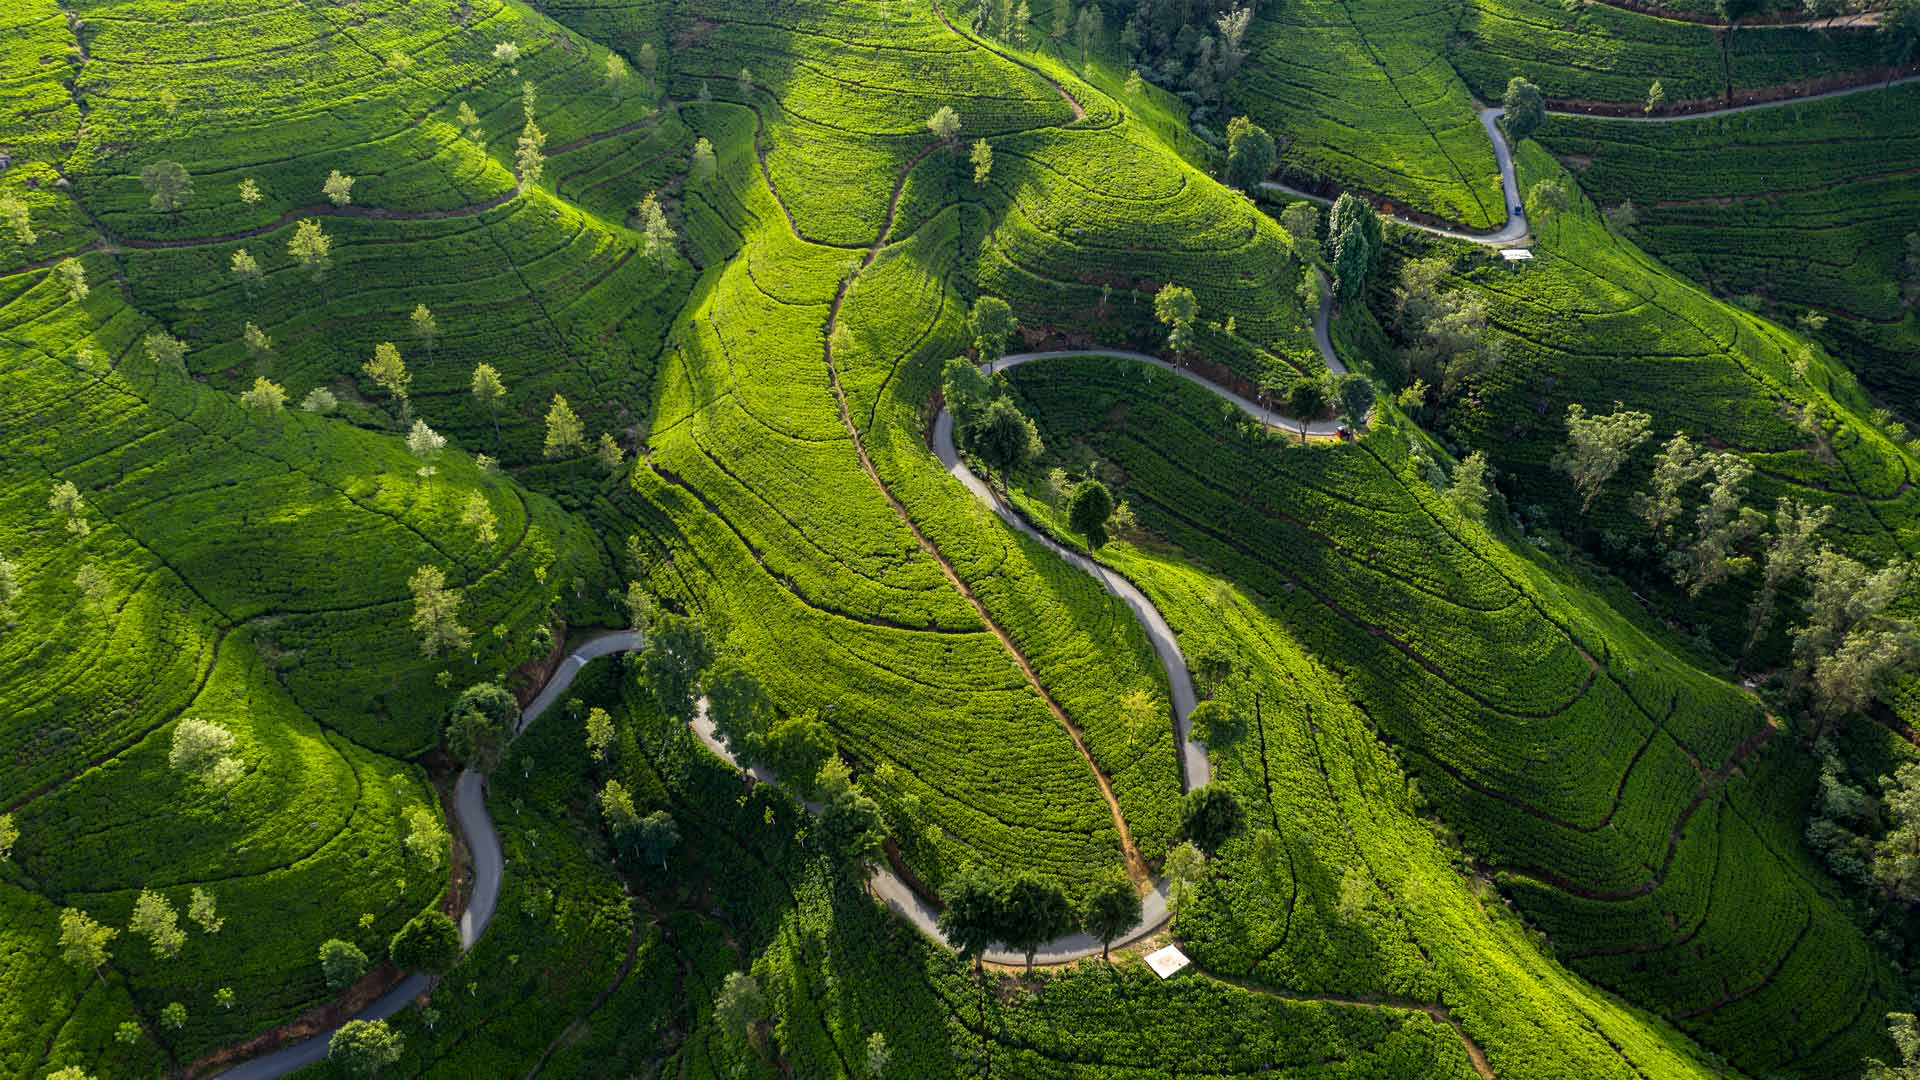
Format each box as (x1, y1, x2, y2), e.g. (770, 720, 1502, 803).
(216, 630, 644, 1080)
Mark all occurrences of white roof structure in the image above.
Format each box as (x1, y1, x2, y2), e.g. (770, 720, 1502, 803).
(1145, 944, 1192, 979)
(1499, 248, 1534, 262)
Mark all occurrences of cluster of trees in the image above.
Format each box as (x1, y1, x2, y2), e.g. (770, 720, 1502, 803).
(1389, 256, 1504, 407)
(53, 887, 226, 1049)
(1105, 0, 1256, 122)
(1554, 403, 1917, 717)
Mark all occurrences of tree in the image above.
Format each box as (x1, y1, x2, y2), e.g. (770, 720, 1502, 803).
(1746, 498, 1831, 655)
(0, 195, 34, 247)
(927, 105, 962, 143)
(409, 304, 437, 364)
(1075, 3, 1103, 63)
(320, 938, 370, 990)
(470, 363, 507, 444)
(1285, 378, 1328, 424)
(159, 1003, 187, 1030)
(1876, 764, 1920, 902)
(1645, 79, 1666, 114)
(404, 804, 447, 866)
(1081, 871, 1142, 961)
(215, 986, 236, 1009)
(1124, 69, 1144, 96)
(330, 1018, 403, 1078)
(970, 397, 1043, 474)
(50, 480, 89, 536)
(704, 663, 773, 763)
(970, 138, 994, 186)
(642, 612, 713, 722)
(765, 712, 834, 792)
(169, 717, 239, 782)
(1525, 178, 1571, 224)
(1279, 201, 1319, 250)
(1793, 549, 1916, 718)
(73, 563, 109, 614)
(942, 355, 994, 433)
(866, 1032, 892, 1078)
(389, 911, 461, 974)
(0, 557, 17, 632)
(817, 775, 887, 870)
(516, 116, 546, 189)
(358, 344, 411, 423)
(188, 887, 222, 933)
(1163, 840, 1207, 917)
(1884, 0, 1920, 74)
(997, 873, 1073, 974)
(691, 137, 716, 181)
(1180, 785, 1245, 852)
(230, 249, 262, 295)
(1501, 77, 1545, 138)
(1066, 479, 1114, 549)
(638, 43, 658, 92)
(596, 432, 626, 473)
(1225, 116, 1278, 191)
(57, 258, 88, 302)
(1554, 402, 1653, 512)
(406, 419, 446, 482)
(543, 394, 585, 458)
(714, 971, 767, 1043)
(141, 160, 193, 215)
(45, 1069, 91, 1080)
(1667, 452, 1764, 596)
(1865, 1012, 1920, 1080)
(1447, 451, 1492, 521)
(637, 192, 676, 263)
(302, 387, 338, 414)
(631, 809, 680, 868)
(605, 53, 629, 99)
(129, 889, 185, 959)
(968, 295, 1018, 370)
(584, 706, 615, 763)
(59, 908, 117, 976)
(937, 865, 1002, 970)
(323, 170, 355, 207)
(238, 177, 264, 206)
(1329, 193, 1380, 302)
(598, 778, 639, 835)
(145, 330, 187, 368)
(0, 814, 14, 861)
(1633, 433, 1710, 538)
(289, 219, 333, 278)
(445, 682, 517, 771)
(1154, 283, 1199, 355)
(238, 376, 287, 418)
(460, 491, 497, 546)
(408, 565, 471, 658)
(1331, 373, 1375, 430)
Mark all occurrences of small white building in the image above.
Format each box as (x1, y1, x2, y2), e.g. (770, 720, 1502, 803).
(1145, 944, 1192, 979)
(1499, 248, 1534, 268)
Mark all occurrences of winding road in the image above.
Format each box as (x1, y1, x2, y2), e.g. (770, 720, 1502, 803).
(215, 631, 644, 1080)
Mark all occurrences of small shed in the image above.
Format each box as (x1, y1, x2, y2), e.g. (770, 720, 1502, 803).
(1499, 248, 1534, 270)
(1145, 944, 1192, 979)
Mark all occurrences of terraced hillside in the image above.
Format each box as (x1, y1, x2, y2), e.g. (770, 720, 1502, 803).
(2, 0, 1917, 1077)
(1538, 83, 1920, 412)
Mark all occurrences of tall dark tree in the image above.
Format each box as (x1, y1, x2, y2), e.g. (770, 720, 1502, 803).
(1328, 193, 1379, 303)
(996, 873, 1074, 974)
(937, 865, 1003, 972)
(1080, 872, 1142, 962)
(444, 682, 518, 772)
(971, 397, 1043, 474)
(1501, 77, 1545, 138)
(1224, 116, 1278, 191)
(1179, 784, 1245, 852)
(643, 612, 714, 723)
(389, 911, 461, 975)
(1066, 479, 1115, 549)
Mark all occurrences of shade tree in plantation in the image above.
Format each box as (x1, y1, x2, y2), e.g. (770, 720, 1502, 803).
(1224, 116, 1277, 191)
(0, 814, 14, 861)
(1081, 871, 1142, 961)
(129, 888, 185, 959)
(1153, 283, 1199, 355)
(544, 394, 585, 458)
(605, 53, 629, 99)
(704, 663, 774, 763)
(238, 177, 263, 205)
(1164, 840, 1207, 917)
(1331, 373, 1375, 430)
(969, 396, 1044, 475)
(238, 377, 287, 418)
(59, 908, 117, 977)
(320, 938, 369, 989)
(1554, 402, 1652, 512)
(584, 706, 615, 762)
(1447, 452, 1492, 521)
(1502, 76, 1545, 138)
(330, 1018, 404, 1078)
(596, 432, 626, 473)
(144, 331, 186, 369)
(971, 138, 993, 185)
(406, 419, 446, 482)
(637, 193, 676, 263)
(389, 911, 461, 974)
(323, 170, 355, 206)
(1391, 257, 1504, 401)
(692, 137, 716, 181)
(1179, 784, 1245, 852)
(0, 196, 34, 247)
(815, 760, 887, 871)
(445, 682, 517, 772)
(169, 717, 241, 788)
(230, 249, 261, 294)
(410, 304, 437, 363)
(1066, 479, 1114, 549)
(942, 355, 994, 432)
(642, 611, 713, 722)
(141, 160, 193, 215)
(289, 219, 333, 279)
(714, 971, 768, 1046)
(1792, 550, 1917, 718)
(1525, 178, 1571, 224)
(0, 557, 17, 631)
(765, 711, 834, 794)
(50, 481, 89, 536)
(967, 295, 1018, 370)
(1279, 201, 1319, 250)
(470, 363, 507, 444)
(57, 258, 88, 302)
(998, 873, 1074, 973)
(362, 343, 411, 420)
(404, 805, 447, 866)
(1746, 499, 1832, 655)
(73, 563, 110, 614)
(407, 565, 471, 658)
(1328, 193, 1381, 303)
(937, 865, 1003, 971)
(460, 491, 497, 545)
(927, 105, 962, 143)
(517, 113, 546, 189)
(188, 887, 222, 934)
(629, 810, 680, 869)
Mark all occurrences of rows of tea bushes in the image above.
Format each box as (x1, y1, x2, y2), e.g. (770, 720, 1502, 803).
(1003, 354, 1894, 1075)
(1453, 0, 1889, 105)
(1227, 0, 1502, 231)
(1538, 84, 1920, 411)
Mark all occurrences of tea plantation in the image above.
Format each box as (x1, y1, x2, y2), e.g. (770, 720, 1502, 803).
(2, 0, 1918, 1076)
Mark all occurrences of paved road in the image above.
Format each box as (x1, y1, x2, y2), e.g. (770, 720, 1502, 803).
(217, 631, 644, 1080)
